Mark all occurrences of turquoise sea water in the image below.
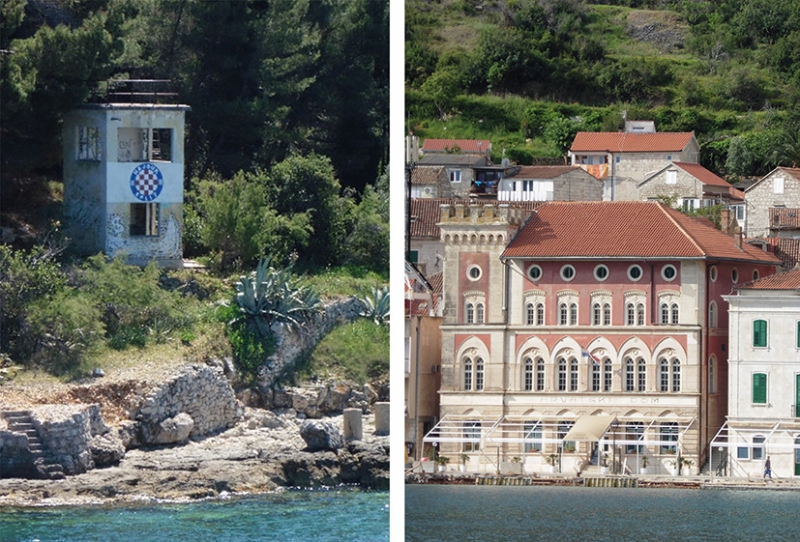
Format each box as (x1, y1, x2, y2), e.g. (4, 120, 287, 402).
(0, 489, 389, 542)
(407, 484, 800, 542)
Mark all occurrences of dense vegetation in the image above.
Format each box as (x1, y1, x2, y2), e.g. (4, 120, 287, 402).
(407, 0, 800, 181)
(0, 0, 389, 382)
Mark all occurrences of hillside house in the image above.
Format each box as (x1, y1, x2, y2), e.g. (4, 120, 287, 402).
(569, 132, 700, 201)
(744, 168, 800, 238)
(416, 154, 493, 199)
(497, 165, 603, 202)
(638, 162, 745, 212)
(425, 201, 779, 476)
(63, 97, 189, 267)
(717, 268, 800, 478)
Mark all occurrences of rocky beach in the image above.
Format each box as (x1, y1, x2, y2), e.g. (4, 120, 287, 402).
(0, 360, 389, 508)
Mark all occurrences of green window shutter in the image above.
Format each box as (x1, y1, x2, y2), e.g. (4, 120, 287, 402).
(753, 320, 767, 348)
(797, 321, 800, 348)
(753, 373, 767, 404)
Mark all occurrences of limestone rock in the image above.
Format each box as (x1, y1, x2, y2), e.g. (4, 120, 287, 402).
(90, 432, 126, 466)
(153, 413, 194, 445)
(299, 419, 345, 451)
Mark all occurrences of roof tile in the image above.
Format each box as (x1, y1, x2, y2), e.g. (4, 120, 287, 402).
(737, 266, 800, 290)
(570, 132, 695, 153)
(501, 201, 781, 264)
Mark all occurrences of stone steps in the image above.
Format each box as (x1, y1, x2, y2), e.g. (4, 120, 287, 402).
(2, 410, 65, 480)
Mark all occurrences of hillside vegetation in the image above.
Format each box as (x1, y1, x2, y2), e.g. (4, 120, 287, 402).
(406, 0, 800, 181)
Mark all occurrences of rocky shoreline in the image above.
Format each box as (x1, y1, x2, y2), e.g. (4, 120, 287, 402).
(0, 408, 388, 507)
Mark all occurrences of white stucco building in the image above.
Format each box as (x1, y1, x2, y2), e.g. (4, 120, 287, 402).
(63, 101, 190, 267)
(717, 267, 800, 478)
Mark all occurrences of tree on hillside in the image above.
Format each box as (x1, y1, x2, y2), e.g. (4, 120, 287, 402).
(771, 129, 800, 168)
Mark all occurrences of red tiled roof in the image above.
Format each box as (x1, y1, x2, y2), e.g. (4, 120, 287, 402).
(410, 198, 456, 238)
(672, 162, 727, 188)
(428, 272, 443, 294)
(506, 165, 598, 180)
(769, 208, 800, 230)
(570, 132, 695, 153)
(765, 238, 800, 268)
(410, 199, 542, 239)
(737, 266, 800, 290)
(501, 201, 782, 264)
(411, 167, 443, 185)
(422, 139, 491, 153)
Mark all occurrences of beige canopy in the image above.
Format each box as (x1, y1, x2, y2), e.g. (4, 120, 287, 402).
(563, 415, 617, 442)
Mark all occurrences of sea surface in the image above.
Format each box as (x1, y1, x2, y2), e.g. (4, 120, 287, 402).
(0, 489, 389, 542)
(406, 484, 800, 542)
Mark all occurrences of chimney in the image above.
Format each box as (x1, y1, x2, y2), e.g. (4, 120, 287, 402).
(734, 226, 742, 249)
(720, 208, 731, 235)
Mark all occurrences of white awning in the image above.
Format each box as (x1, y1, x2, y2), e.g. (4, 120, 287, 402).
(563, 415, 616, 442)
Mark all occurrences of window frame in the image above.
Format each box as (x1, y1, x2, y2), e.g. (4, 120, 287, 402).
(560, 265, 576, 282)
(628, 265, 643, 281)
(752, 372, 767, 404)
(527, 265, 543, 281)
(594, 264, 609, 281)
(661, 264, 677, 281)
(753, 319, 768, 348)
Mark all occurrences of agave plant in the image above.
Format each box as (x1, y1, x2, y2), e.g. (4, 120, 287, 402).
(232, 257, 322, 337)
(359, 286, 390, 325)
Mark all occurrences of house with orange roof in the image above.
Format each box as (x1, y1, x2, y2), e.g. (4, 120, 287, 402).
(421, 139, 492, 155)
(744, 167, 800, 238)
(424, 200, 780, 477)
(716, 266, 800, 479)
(497, 165, 603, 202)
(569, 131, 700, 202)
(638, 161, 745, 213)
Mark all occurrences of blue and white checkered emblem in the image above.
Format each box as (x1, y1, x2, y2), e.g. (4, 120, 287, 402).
(130, 163, 164, 202)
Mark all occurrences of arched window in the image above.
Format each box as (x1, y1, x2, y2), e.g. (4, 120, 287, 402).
(625, 359, 635, 392)
(672, 359, 681, 392)
(591, 361, 601, 391)
(637, 303, 645, 326)
(660, 303, 669, 324)
(709, 356, 717, 394)
(603, 303, 611, 326)
(660, 422, 678, 454)
(536, 358, 545, 391)
(526, 303, 535, 325)
(593, 303, 602, 326)
(523, 422, 542, 453)
(557, 358, 567, 391)
(536, 303, 544, 326)
(627, 303, 635, 326)
(524, 358, 534, 391)
(475, 358, 485, 391)
(560, 303, 568, 326)
(671, 303, 679, 324)
(466, 303, 475, 324)
(603, 359, 613, 392)
(464, 358, 473, 390)
(476, 303, 485, 324)
(570, 358, 579, 391)
(660, 359, 669, 392)
(626, 422, 644, 453)
(569, 303, 578, 325)
(463, 420, 481, 452)
(637, 359, 647, 392)
(709, 302, 717, 328)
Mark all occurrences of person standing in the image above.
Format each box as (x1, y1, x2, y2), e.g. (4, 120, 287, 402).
(764, 456, 772, 479)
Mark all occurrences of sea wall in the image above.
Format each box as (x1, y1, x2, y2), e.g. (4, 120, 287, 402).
(133, 364, 243, 445)
(257, 297, 365, 389)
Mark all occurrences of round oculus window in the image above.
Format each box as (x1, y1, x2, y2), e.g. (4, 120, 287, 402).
(467, 265, 482, 281)
(710, 266, 718, 282)
(594, 264, 609, 281)
(560, 265, 576, 281)
(627, 264, 643, 281)
(731, 268, 738, 284)
(662, 264, 677, 281)
(527, 265, 542, 281)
